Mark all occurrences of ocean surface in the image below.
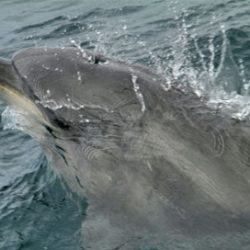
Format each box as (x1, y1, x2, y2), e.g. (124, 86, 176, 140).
(1, 0, 250, 249)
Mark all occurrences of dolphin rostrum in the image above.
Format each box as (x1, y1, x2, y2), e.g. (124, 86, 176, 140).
(1, 47, 250, 249)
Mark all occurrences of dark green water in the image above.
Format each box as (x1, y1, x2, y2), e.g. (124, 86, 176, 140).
(1, 0, 250, 249)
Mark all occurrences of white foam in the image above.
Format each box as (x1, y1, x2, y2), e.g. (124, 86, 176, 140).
(35, 93, 112, 113)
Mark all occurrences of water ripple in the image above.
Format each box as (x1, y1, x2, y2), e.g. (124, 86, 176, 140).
(15, 16, 69, 33)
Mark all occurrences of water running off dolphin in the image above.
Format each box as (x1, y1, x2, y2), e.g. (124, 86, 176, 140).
(1, 47, 250, 249)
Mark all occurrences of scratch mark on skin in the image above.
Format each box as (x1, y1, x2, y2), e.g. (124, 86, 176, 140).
(209, 128, 225, 158)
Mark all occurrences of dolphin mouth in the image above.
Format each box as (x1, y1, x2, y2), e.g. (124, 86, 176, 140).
(0, 57, 48, 131)
(0, 57, 21, 92)
(0, 56, 23, 105)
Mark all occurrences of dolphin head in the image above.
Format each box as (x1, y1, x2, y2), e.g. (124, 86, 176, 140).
(8, 47, 161, 134)
(0, 47, 165, 186)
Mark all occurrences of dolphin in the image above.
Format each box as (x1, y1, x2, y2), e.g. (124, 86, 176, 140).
(1, 47, 250, 249)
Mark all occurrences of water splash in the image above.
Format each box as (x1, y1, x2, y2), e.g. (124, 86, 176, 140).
(1, 107, 28, 131)
(140, 8, 250, 121)
(70, 38, 93, 61)
(35, 92, 112, 113)
(131, 73, 146, 113)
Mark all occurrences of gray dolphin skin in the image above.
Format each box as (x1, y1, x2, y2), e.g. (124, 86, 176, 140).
(1, 47, 250, 249)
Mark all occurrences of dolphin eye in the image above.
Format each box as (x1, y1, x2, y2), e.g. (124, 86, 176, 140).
(94, 55, 106, 64)
(94, 56, 99, 64)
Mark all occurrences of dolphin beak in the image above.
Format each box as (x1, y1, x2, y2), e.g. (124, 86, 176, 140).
(0, 57, 21, 93)
(0, 57, 46, 124)
(0, 57, 32, 108)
